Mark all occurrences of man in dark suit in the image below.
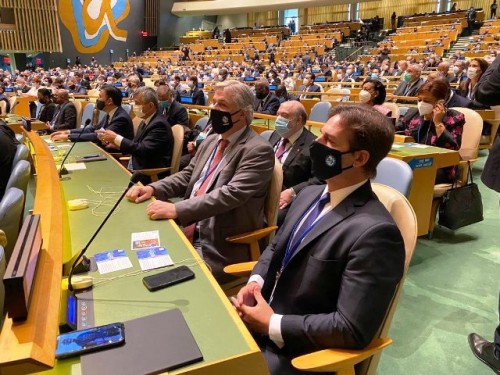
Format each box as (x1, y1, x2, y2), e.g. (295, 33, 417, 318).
(393, 64, 424, 101)
(0, 122, 19, 200)
(267, 101, 320, 223)
(297, 73, 321, 100)
(99, 87, 173, 185)
(184, 75, 205, 105)
(51, 85, 134, 146)
(45, 89, 77, 133)
(126, 81, 275, 284)
(36, 88, 56, 123)
(157, 84, 189, 128)
(232, 104, 405, 375)
(449, 60, 468, 83)
(254, 80, 281, 115)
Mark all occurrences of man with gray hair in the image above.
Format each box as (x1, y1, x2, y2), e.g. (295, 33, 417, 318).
(392, 64, 424, 103)
(126, 80, 275, 284)
(98, 86, 173, 184)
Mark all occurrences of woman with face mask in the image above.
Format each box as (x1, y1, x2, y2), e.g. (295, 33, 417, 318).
(401, 80, 465, 183)
(457, 58, 489, 101)
(359, 79, 391, 117)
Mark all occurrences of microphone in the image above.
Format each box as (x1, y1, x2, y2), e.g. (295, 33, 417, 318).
(58, 119, 92, 177)
(66, 174, 141, 292)
(9, 101, 20, 114)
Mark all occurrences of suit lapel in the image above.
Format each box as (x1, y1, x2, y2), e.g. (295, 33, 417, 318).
(282, 130, 306, 169)
(269, 132, 281, 148)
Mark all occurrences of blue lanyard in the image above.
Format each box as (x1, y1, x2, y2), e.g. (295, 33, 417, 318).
(281, 195, 328, 269)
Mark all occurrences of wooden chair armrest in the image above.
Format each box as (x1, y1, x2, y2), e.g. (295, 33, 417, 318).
(133, 167, 173, 176)
(226, 226, 278, 244)
(0, 229, 6, 247)
(291, 338, 392, 373)
(119, 156, 131, 161)
(223, 261, 257, 277)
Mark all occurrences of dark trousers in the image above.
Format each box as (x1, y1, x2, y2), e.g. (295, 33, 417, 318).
(495, 291, 500, 356)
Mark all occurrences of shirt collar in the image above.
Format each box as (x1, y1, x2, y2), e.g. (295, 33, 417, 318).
(218, 125, 247, 145)
(143, 112, 155, 126)
(284, 127, 304, 145)
(107, 106, 118, 119)
(324, 179, 368, 210)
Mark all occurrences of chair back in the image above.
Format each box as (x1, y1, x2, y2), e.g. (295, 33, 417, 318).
(341, 88, 351, 102)
(194, 117, 209, 131)
(121, 104, 131, 116)
(0, 245, 6, 327)
(72, 100, 83, 128)
(80, 102, 95, 127)
(0, 100, 6, 115)
(382, 102, 400, 118)
(6, 160, 30, 198)
(171, 125, 185, 174)
(204, 93, 209, 106)
(12, 144, 29, 170)
(309, 101, 331, 123)
(372, 157, 413, 197)
(359, 183, 417, 375)
(259, 129, 274, 142)
(265, 157, 283, 238)
(450, 107, 483, 160)
(87, 89, 99, 97)
(326, 87, 344, 102)
(398, 106, 409, 117)
(0, 187, 24, 262)
(8, 96, 17, 113)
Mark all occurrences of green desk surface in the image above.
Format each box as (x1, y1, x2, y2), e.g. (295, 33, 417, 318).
(41, 141, 256, 374)
(389, 142, 458, 158)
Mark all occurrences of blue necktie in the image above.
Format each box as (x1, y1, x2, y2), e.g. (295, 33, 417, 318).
(290, 193, 330, 250)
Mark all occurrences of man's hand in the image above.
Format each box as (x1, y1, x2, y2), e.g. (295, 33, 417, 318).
(98, 129, 118, 144)
(236, 289, 274, 335)
(126, 185, 154, 203)
(279, 189, 294, 209)
(146, 200, 177, 220)
(234, 281, 261, 308)
(51, 131, 70, 142)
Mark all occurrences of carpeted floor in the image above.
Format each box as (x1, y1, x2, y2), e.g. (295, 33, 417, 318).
(379, 151, 500, 374)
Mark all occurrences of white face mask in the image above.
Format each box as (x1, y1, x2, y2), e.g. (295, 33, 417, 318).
(346, 69, 353, 75)
(133, 104, 146, 118)
(358, 89, 372, 104)
(417, 101, 434, 116)
(467, 67, 478, 79)
(303, 78, 310, 85)
(453, 66, 460, 74)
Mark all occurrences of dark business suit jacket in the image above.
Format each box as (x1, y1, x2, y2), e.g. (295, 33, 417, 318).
(119, 112, 173, 173)
(0, 124, 19, 200)
(252, 182, 405, 374)
(253, 93, 281, 115)
(297, 84, 321, 99)
(38, 102, 56, 123)
(190, 88, 206, 105)
(150, 127, 275, 283)
(393, 78, 423, 98)
(69, 106, 134, 144)
(52, 101, 77, 131)
(268, 129, 318, 193)
(161, 100, 189, 127)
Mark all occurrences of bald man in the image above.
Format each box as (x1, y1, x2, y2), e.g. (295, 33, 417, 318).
(45, 89, 77, 133)
(267, 101, 322, 222)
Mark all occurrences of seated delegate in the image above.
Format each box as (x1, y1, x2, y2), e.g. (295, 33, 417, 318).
(399, 80, 465, 183)
(358, 78, 392, 117)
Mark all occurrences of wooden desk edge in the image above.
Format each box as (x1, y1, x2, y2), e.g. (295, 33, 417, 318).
(0, 131, 64, 373)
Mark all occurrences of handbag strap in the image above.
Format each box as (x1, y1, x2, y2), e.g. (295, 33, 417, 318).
(466, 161, 473, 185)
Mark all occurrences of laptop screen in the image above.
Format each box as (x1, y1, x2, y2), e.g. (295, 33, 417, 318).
(179, 96, 194, 104)
(315, 76, 326, 82)
(243, 76, 255, 81)
(269, 84, 277, 91)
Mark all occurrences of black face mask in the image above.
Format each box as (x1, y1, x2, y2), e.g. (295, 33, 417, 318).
(209, 109, 239, 134)
(39, 98, 46, 105)
(69, 84, 76, 90)
(96, 99, 106, 111)
(309, 141, 355, 180)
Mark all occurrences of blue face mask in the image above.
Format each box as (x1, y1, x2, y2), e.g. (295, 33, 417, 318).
(274, 116, 290, 135)
(159, 101, 170, 110)
(371, 73, 378, 80)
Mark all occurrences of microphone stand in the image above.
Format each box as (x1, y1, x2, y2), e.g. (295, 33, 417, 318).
(58, 119, 91, 178)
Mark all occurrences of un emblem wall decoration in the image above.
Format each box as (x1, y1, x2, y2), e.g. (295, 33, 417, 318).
(59, 0, 130, 53)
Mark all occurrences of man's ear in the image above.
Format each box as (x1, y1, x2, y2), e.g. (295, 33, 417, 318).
(352, 149, 370, 169)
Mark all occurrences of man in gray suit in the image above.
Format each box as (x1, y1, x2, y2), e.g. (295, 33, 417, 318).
(232, 104, 405, 375)
(392, 64, 424, 103)
(126, 80, 275, 284)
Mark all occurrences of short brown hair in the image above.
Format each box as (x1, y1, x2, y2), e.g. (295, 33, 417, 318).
(417, 79, 449, 101)
(328, 104, 394, 177)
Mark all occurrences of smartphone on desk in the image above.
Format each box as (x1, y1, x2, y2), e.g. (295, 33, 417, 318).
(143, 265, 195, 291)
(55, 322, 125, 359)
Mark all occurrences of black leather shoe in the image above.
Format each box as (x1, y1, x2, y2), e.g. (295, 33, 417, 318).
(468, 333, 500, 374)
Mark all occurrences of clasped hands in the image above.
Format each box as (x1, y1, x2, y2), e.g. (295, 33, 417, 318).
(231, 282, 274, 335)
(126, 185, 177, 220)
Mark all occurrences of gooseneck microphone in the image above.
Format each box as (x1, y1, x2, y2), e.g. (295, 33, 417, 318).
(9, 101, 20, 114)
(58, 119, 91, 177)
(67, 174, 141, 292)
